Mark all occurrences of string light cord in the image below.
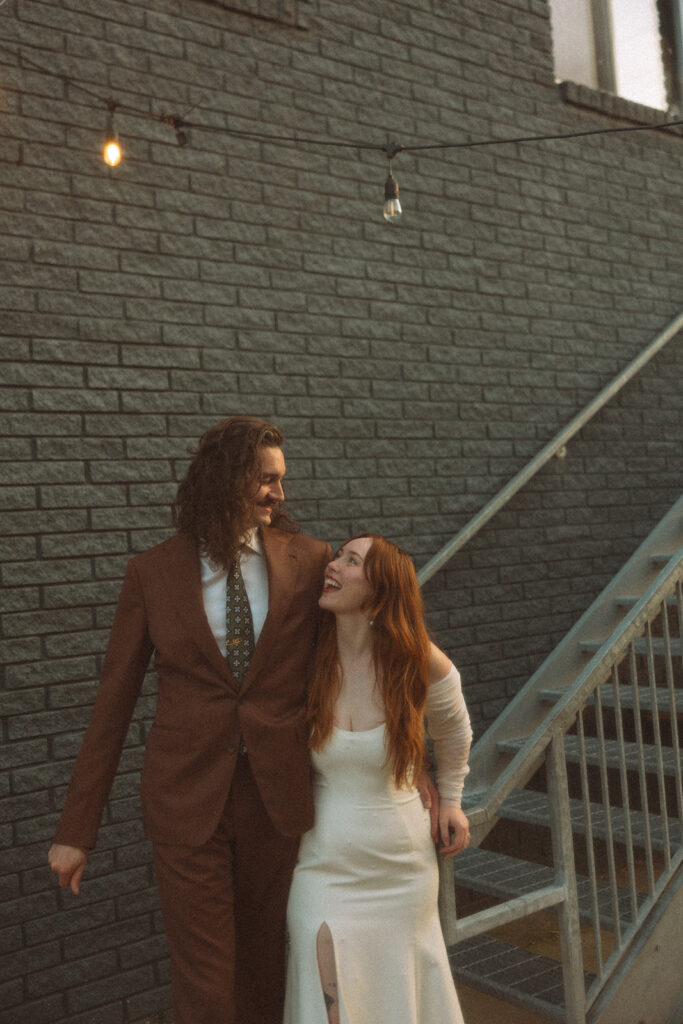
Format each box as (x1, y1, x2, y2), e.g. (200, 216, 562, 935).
(0, 41, 177, 127)
(0, 43, 115, 109)
(398, 117, 683, 151)
(1, 38, 682, 158)
(172, 114, 683, 151)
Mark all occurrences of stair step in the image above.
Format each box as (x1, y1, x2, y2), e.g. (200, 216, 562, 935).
(650, 553, 680, 565)
(615, 594, 678, 608)
(451, 847, 646, 929)
(498, 789, 677, 853)
(448, 932, 594, 1022)
(539, 684, 683, 712)
(580, 638, 683, 656)
(498, 735, 680, 776)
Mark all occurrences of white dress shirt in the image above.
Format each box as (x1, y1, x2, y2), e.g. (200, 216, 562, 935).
(199, 529, 269, 657)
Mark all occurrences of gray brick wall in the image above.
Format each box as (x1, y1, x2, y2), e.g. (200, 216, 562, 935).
(1, 0, 682, 1019)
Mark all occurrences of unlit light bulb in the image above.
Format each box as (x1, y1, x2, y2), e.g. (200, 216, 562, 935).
(383, 169, 402, 221)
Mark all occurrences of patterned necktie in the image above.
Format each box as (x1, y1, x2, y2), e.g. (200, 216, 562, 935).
(225, 555, 255, 685)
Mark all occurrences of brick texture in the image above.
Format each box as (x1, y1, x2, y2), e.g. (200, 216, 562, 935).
(1, 0, 682, 1019)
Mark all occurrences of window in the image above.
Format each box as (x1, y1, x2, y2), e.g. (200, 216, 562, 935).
(549, 0, 683, 112)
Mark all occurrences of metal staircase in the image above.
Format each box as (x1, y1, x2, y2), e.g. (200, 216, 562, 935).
(417, 315, 683, 1021)
(438, 496, 683, 1023)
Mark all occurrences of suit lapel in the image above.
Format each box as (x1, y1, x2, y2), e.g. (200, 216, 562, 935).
(156, 529, 301, 691)
(156, 533, 229, 681)
(240, 527, 297, 692)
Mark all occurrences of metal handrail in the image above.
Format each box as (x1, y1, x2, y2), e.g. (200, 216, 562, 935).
(418, 311, 683, 586)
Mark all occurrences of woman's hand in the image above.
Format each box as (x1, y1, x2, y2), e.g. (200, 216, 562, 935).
(438, 805, 470, 858)
(48, 844, 88, 895)
(416, 769, 440, 841)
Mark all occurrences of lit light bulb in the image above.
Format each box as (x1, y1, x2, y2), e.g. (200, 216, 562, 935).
(383, 169, 402, 221)
(103, 99, 122, 167)
(103, 137, 122, 167)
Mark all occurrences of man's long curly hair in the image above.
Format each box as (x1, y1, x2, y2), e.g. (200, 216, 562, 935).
(307, 534, 431, 789)
(172, 416, 299, 567)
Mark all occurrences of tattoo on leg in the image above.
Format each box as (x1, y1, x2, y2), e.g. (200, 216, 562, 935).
(316, 923, 340, 1023)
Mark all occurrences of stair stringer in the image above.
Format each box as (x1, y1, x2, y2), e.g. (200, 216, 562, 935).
(463, 494, 683, 836)
(587, 863, 683, 1024)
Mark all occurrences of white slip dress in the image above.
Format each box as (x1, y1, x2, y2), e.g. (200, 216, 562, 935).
(284, 664, 470, 1024)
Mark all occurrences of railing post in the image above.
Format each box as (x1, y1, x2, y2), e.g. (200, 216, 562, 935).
(547, 732, 586, 1024)
(438, 856, 458, 947)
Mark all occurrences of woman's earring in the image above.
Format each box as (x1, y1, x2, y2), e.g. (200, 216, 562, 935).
(369, 619, 374, 626)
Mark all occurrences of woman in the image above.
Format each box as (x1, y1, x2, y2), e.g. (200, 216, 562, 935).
(284, 534, 472, 1024)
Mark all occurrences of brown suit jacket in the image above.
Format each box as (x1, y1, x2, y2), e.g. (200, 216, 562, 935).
(53, 527, 331, 849)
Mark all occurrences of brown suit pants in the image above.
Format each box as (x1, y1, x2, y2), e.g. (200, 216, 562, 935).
(153, 752, 301, 1024)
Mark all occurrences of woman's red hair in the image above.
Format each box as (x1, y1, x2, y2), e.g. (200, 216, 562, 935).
(308, 534, 431, 789)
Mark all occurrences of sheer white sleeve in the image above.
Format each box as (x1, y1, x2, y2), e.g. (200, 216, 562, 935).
(425, 662, 473, 807)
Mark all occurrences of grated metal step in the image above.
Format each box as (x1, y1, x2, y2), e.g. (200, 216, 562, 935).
(448, 932, 595, 1023)
(498, 789, 678, 853)
(498, 735, 680, 776)
(539, 684, 683, 713)
(451, 847, 646, 929)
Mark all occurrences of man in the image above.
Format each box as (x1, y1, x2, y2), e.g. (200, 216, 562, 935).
(48, 415, 332, 1024)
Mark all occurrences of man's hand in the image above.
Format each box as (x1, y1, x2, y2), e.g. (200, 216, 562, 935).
(416, 769, 440, 842)
(48, 844, 88, 895)
(438, 805, 470, 859)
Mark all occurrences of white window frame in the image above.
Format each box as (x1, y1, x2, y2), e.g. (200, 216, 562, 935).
(550, 0, 683, 114)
